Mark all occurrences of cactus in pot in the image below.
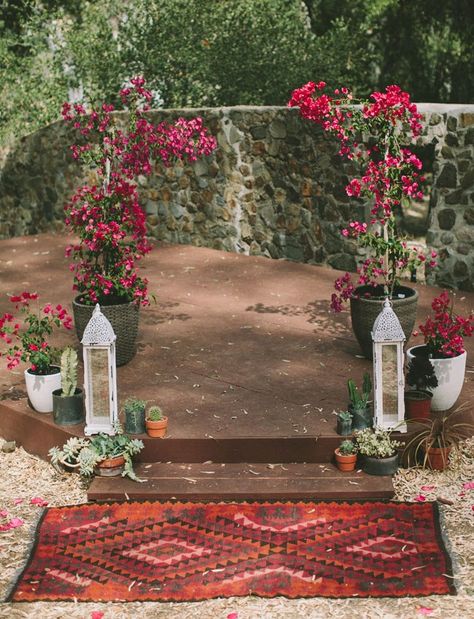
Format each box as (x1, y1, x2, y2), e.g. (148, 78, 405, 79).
(146, 405, 168, 438)
(52, 347, 84, 426)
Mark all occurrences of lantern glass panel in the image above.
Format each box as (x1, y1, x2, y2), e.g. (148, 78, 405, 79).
(87, 348, 110, 422)
(381, 344, 399, 423)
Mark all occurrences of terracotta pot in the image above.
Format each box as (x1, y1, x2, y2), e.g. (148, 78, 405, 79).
(425, 445, 451, 471)
(404, 390, 432, 419)
(146, 416, 168, 438)
(335, 449, 357, 472)
(95, 454, 125, 476)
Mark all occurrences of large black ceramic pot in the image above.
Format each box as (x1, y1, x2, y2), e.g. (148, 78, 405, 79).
(72, 297, 140, 366)
(361, 453, 399, 476)
(350, 285, 418, 359)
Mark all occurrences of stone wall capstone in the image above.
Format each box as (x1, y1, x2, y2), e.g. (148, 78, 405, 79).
(0, 104, 473, 290)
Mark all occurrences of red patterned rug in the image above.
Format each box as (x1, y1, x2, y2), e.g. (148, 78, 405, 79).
(8, 500, 455, 602)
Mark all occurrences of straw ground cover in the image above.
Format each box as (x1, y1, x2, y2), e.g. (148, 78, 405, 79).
(0, 437, 473, 619)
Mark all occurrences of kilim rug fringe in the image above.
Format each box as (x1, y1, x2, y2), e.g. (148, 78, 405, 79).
(7, 500, 456, 602)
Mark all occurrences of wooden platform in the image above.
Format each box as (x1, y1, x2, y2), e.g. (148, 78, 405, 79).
(1, 233, 473, 501)
(87, 462, 394, 501)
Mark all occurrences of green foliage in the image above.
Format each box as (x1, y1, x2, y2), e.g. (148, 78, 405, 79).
(148, 406, 163, 422)
(48, 427, 144, 480)
(60, 347, 78, 396)
(1, 0, 472, 144)
(338, 439, 357, 455)
(347, 373, 372, 409)
(406, 355, 438, 393)
(355, 427, 403, 458)
(338, 410, 353, 422)
(123, 397, 146, 414)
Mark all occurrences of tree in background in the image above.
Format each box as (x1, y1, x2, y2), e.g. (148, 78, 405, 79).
(0, 0, 472, 144)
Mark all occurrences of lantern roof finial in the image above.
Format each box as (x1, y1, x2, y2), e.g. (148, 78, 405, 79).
(371, 297, 406, 342)
(81, 304, 116, 345)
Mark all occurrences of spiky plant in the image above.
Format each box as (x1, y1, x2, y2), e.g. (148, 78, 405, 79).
(347, 372, 372, 410)
(60, 347, 78, 397)
(338, 439, 357, 455)
(148, 406, 163, 421)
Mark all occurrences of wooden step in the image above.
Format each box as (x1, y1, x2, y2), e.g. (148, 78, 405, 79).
(87, 462, 394, 502)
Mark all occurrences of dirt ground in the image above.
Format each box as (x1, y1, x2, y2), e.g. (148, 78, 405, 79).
(0, 438, 473, 619)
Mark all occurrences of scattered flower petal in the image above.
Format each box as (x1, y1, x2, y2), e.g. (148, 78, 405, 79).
(420, 485, 436, 492)
(417, 606, 434, 616)
(30, 497, 48, 507)
(414, 494, 426, 502)
(91, 612, 104, 619)
(0, 517, 24, 531)
(13, 498, 23, 505)
(227, 614, 239, 619)
(0, 509, 8, 518)
(462, 481, 474, 490)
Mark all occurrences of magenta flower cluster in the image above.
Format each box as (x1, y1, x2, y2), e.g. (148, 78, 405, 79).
(288, 81, 435, 312)
(415, 291, 473, 358)
(62, 76, 217, 306)
(0, 292, 72, 373)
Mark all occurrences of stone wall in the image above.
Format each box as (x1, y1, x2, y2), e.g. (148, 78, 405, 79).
(0, 104, 473, 290)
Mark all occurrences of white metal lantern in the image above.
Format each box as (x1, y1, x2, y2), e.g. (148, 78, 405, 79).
(82, 304, 118, 436)
(372, 299, 407, 433)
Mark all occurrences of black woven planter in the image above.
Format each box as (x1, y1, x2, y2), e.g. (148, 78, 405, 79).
(72, 297, 140, 366)
(350, 285, 418, 359)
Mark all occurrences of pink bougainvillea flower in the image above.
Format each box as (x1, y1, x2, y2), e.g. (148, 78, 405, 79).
(91, 612, 104, 619)
(0, 517, 24, 531)
(13, 498, 23, 505)
(462, 481, 474, 490)
(30, 497, 48, 507)
(420, 485, 436, 492)
(414, 494, 426, 502)
(0, 509, 8, 518)
(227, 613, 239, 619)
(417, 606, 434, 616)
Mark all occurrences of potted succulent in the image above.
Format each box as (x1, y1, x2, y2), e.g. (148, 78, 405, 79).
(408, 291, 473, 411)
(52, 347, 84, 426)
(0, 292, 73, 412)
(146, 405, 168, 438)
(336, 410, 353, 436)
(354, 427, 403, 476)
(334, 439, 358, 472)
(49, 423, 144, 481)
(404, 354, 438, 419)
(404, 404, 474, 471)
(62, 77, 217, 365)
(289, 82, 434, 358)
(123, 397, 147, 434)
(347, 373, 373, 430)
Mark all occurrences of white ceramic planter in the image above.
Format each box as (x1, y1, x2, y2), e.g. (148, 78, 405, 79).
(406, 346, 467, 411)
(24, 367, 61, 413)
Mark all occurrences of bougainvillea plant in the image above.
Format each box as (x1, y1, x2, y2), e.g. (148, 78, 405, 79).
(0, 292, 73, 374)
(414, 291, 474, 358)
(62, 76, 217, 306)
(288, 81, 436, 312)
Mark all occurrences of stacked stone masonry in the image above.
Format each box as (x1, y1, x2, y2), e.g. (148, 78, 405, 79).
(0, 104, 473, 290)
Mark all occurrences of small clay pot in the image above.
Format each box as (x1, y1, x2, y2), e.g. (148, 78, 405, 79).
(146, 416, 168, 438)
(404, 390, 432, 420)
(335, 449, 357, 472)
(95, 455, 126, 477)
(425, 445, 451, 471)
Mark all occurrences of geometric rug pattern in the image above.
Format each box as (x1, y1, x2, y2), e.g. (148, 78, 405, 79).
(9, 500, 456, 601)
